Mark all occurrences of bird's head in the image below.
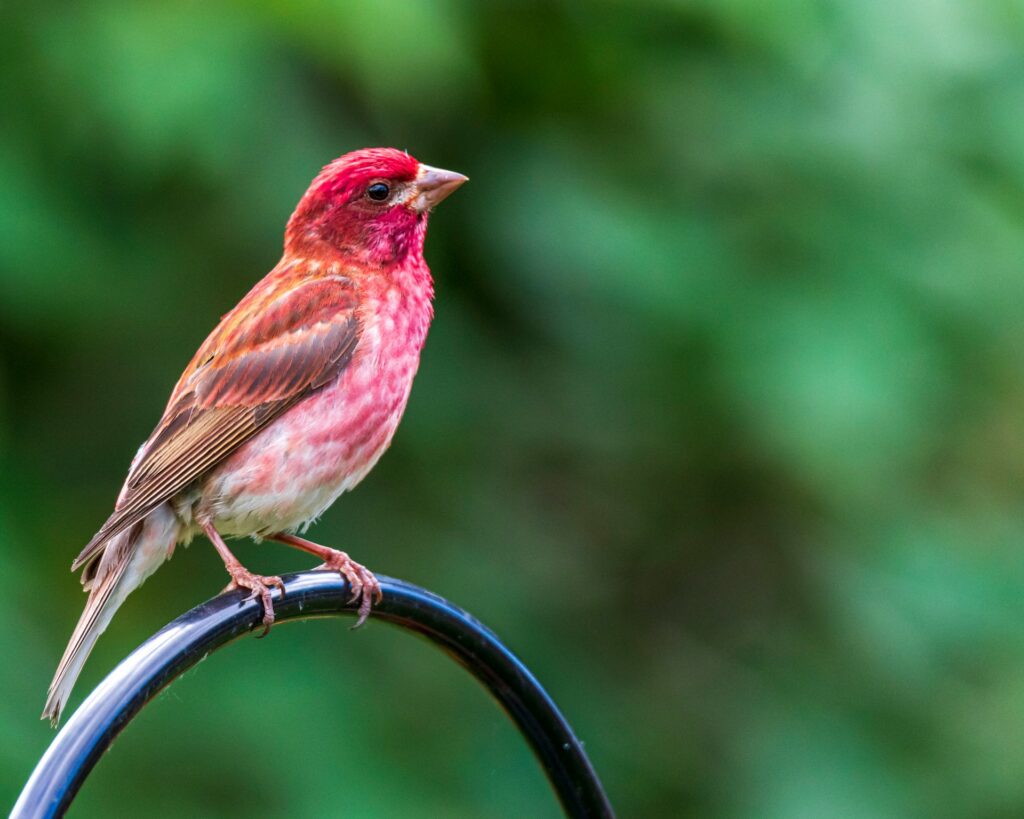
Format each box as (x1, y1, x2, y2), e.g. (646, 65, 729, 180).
(285, 147, 467, 266)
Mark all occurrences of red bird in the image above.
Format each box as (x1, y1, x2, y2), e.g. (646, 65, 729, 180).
(43, 148, 467, 726)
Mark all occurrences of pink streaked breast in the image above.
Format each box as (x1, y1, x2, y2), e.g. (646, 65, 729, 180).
(198, 258, 434, 537)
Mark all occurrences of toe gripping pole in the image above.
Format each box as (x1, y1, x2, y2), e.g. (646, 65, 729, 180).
(14, 572, 615, 818)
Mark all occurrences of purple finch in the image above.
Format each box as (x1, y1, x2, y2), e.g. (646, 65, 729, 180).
(43, 148, 467, 726)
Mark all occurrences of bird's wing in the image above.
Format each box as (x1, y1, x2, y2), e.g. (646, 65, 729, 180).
(72, 268, 360, 571)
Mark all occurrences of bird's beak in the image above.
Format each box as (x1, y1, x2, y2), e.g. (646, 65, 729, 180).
(412, 164, 468, 212)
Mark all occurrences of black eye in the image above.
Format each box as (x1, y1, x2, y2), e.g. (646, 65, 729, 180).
(367, 182, 391, 201)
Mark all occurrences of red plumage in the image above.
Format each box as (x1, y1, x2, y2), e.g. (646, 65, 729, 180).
(44, 148, 467, 726)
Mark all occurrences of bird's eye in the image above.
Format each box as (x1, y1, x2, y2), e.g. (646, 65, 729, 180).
(366, 182, 391, 202)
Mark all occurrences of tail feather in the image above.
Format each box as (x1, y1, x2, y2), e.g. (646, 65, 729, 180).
(43, 506, 178, 727)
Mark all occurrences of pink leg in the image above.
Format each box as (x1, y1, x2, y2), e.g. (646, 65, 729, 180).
(269, 534, 381, 627)
(202, 520, 285, 637)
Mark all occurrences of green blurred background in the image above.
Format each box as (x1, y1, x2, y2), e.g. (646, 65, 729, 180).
(4, 0, 1024, 816)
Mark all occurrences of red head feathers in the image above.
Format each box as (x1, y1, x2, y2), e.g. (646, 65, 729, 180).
(285, 148, 467, 266)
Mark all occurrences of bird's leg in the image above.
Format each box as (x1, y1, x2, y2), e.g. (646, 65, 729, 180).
(269, 533, 381, 627)
(201, 520, 284, 637)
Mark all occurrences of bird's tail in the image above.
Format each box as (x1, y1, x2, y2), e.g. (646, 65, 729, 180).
(43, 504, 178, 727)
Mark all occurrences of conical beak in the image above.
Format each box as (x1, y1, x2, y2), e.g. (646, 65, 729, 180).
(412, 164, 468, 212)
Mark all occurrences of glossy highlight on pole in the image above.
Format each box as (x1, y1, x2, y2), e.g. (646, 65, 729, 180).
(14, 572, 615, 818)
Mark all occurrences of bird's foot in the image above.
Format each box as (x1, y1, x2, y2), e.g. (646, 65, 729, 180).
(314, 550, 382, 627)
(224, 565, 285, 637)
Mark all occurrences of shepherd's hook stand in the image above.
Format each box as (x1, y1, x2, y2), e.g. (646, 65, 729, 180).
(13, 572, 614, 818)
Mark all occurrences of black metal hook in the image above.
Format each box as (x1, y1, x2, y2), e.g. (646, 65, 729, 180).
(13, 572, 615, 818)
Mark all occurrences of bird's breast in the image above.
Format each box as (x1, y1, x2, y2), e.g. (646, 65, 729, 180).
(197, 268, 434, 536)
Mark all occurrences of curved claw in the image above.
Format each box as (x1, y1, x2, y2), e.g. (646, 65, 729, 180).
(268, 576, 286, 597)
(353, 592, 373, 629)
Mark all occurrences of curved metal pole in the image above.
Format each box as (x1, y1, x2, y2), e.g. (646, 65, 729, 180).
(13, 572, 615, 819)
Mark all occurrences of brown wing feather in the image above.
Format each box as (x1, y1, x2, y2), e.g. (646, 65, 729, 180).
(72, 270, 360, 571)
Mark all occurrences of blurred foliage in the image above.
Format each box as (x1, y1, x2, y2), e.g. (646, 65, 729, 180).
(3, 0, 1024, 816)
